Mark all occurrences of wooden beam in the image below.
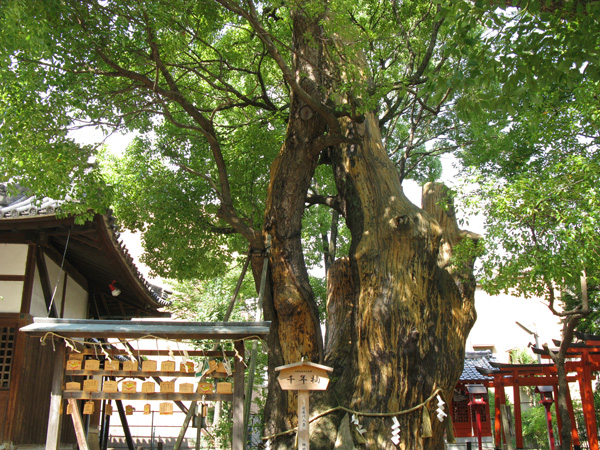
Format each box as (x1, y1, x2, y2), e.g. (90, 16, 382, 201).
(117, 297, 127, 318)
(65, 368, 231, 378)
(0, 275, 25, 281)
(99, 294, 111, 318)
(0, 215, 78, 232)
(232, 340, 245, 450)
(195, 409, 202, 450)
(42, 245, 88, 291)
(63, 391, 233, 402)
(45, 341, 66, 450)
(20, 244, 36, 315)
(174, 402, 196, 450)
(59, 275, 68, 318)
(0, 232, 30, 243)
(116, 335, 189, 414)
(67, 399, 90, 450)
(492, 375, 578, 385)
(243, 341, 258, 446)
(21, 318, 270, 340)
(146, 375, 188, 414)
(115, 401, 134, 450)
(77, 348, 238, 357)
(100, 401, 111, 450)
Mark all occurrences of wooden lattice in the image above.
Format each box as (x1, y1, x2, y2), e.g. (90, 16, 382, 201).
(452, 399, 470, 423)
(0, 326, 16, 389)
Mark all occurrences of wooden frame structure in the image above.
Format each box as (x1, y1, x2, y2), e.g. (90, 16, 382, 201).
(476, 334, 600, 450)
(20, 318, 270, 450)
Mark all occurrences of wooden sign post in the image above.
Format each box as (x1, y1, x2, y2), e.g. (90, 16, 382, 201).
(275, 361, 333, 450)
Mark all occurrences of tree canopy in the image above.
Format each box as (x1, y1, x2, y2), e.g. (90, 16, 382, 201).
(2, 0, 597, 241)
(459, 87, 600, 302)
(0, 0, 474, 273)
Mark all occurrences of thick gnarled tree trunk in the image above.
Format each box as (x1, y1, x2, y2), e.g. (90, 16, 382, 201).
(261, 6, 327, 446)
(258, 4, 480, 449)
(307, 115, 479, 449)
(264, 110, 480, 450)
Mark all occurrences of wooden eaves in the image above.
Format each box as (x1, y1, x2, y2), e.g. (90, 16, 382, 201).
(0, 208, 171, 318)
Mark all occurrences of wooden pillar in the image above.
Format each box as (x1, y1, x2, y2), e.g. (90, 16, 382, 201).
(45, 340, 66, 450)
(494, 378, 504, 449)
(578, 362, 599, 450)
(20, 243, 36, 315)
(174, 401, 196, 450)
(512, 379, 524, 449)
(243, 341, 258, 446)
(115, 401, 135, 450)
(100, 400, 112, 450)
(68, 399, 90, 450)
(566, 385, 581, 449)
(195, 408, 202, 450)
(233, 340, 245, 450)
(297, 391, 310, 450)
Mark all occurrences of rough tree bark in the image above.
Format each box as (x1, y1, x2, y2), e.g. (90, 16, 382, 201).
(543, 273, 590, 450)
(252, 4, 480, 449)
(260, 6, 328, 446)
(306, 115, 480, 449)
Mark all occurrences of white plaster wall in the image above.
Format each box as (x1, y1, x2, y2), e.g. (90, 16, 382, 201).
(61, 275, 88, 319)
(467, 289, 562, 363)
(0, 244, 28, 275)
(30, 268, 48, 317)
(0, 244, 28, 312)
(0, 281, 24, 312)
(30, 254, 88, 319)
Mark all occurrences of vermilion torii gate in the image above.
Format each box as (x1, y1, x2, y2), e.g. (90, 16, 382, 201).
(477, 333, 600, 450)
(478, 362, 582, 450)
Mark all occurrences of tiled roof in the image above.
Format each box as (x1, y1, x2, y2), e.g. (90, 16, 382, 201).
(0, 185, 63, 218)
(460, 350, 496, 382)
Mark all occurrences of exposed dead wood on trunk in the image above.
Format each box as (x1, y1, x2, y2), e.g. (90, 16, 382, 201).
(422, 182, 482, 304)
(311, 113, 479, 449)
(255, 4, 481, 448)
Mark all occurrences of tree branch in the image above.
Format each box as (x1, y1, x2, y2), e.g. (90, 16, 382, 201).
(305, 193, 343, 215)
(215, 0, 342, 136)
(69, 8, 260, 244)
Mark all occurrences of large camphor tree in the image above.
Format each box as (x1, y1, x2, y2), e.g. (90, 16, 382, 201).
(1, 1, 597, 448)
